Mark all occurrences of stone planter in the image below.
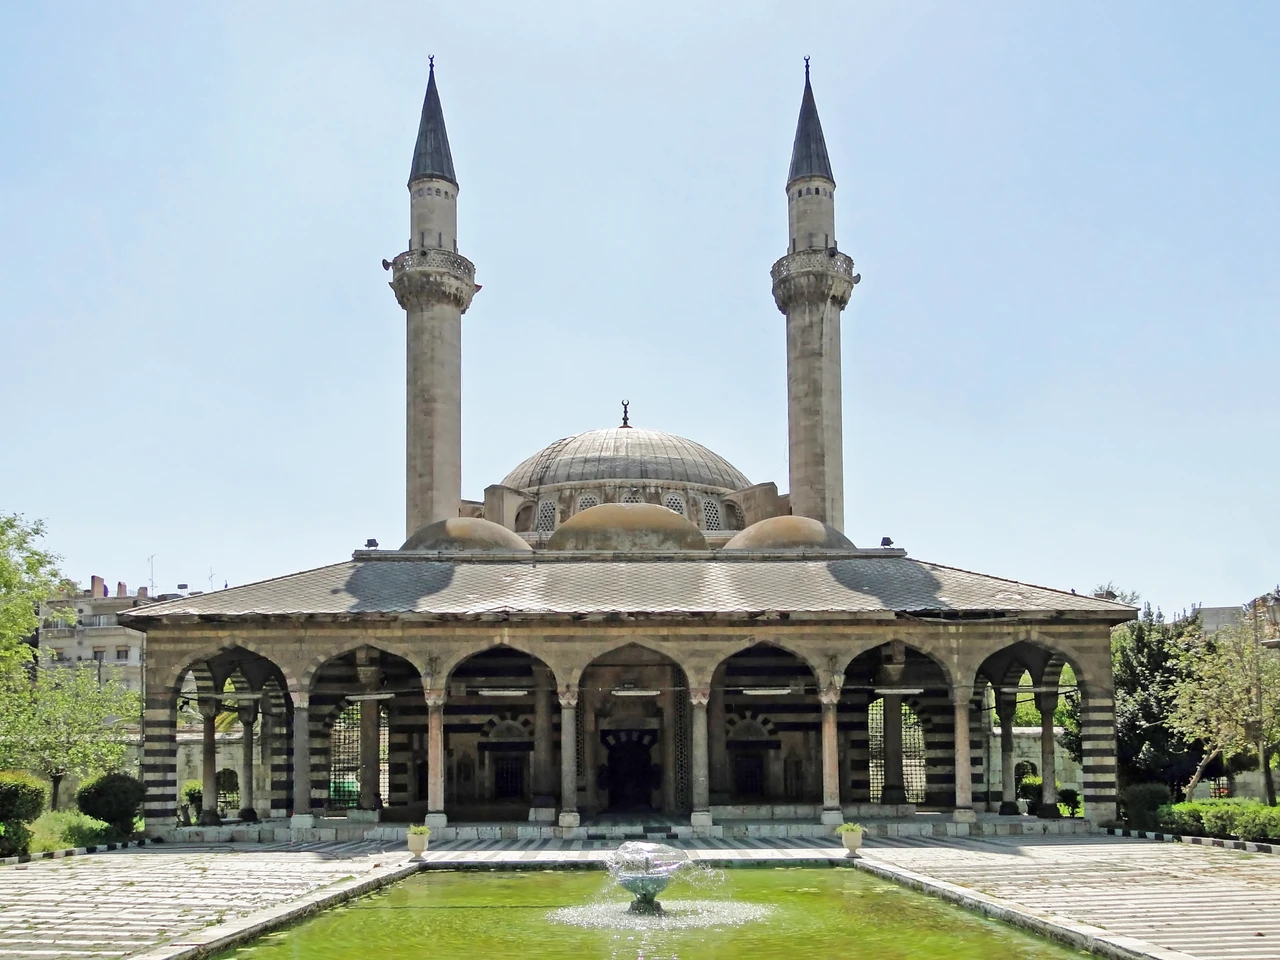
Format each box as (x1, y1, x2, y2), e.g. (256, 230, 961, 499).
(840, 829, 863, 855)
(407, 832, 429, 858)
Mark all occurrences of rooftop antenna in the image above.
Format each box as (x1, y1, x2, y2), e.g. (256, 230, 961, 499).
(147, 555, 156, 594)
(620, 399, 631, 428)
(208, 567, 215, 593)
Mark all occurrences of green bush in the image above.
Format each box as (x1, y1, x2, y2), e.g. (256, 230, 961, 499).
(181, 780, 203, 812)
(1121, 783, 1171, 830)
(0, 821, 33, 858)
(76, 773, 146, 837)
(29, 810, 116, 852)
(1155, 798, 1280, 841)
(1017, 775, 1043, 806)
(1058, 788, 1082, 817)
(0, 771, 48, 823)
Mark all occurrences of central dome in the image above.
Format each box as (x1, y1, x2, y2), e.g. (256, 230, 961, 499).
(502, 427, 750, 491)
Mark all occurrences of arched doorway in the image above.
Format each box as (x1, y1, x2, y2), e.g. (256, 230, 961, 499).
(310, 646, 423, 818)
(711, 645, 819, 809)
(578, 644, 690, 817)
(444, 646, 559, 821)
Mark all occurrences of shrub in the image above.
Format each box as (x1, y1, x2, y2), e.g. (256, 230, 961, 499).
(1058, 788, 1082, 817)
(0, 821, 33, 858)
(1154, 798, 1280, 840)
(76, 773, 146, 837)
(181, 780, 203, 813)
(1232, 805, 1280, 842)
(29, 810, 116, 852)
(0, 771, 48, 824)
(1121, 783, 1171, 830)
(408, 824, 431, 836)
(1017, 775, 1043, 806)
(834, 823, 862, 834)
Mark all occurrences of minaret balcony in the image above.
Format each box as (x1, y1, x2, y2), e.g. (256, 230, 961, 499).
(385, 248, 478, 313)
(770, 249, 860, 312)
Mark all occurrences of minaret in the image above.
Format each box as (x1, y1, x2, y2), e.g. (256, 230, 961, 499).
(387, 59, 477, 539)
(771, 59, 859, 531)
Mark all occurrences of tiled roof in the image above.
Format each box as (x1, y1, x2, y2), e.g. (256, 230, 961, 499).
(120, 554, 1135, 622)
(500, 428, 751, 492)
(788, 64, 833, 184)
(409, 61, 456, 187)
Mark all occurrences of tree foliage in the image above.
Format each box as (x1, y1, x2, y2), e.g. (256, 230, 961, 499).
(0, 655, 140, 808)
(0, 514, 69, 671)
(1169, 618, 1280, 800)
(1111, 603, 1204, 791)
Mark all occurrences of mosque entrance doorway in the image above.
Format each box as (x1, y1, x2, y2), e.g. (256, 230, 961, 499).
(601, 729, 659, 812)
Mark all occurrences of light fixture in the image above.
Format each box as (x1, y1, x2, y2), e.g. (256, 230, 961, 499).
(346, 692, 395, 701)
(206, 691, 263, 700)
(476, 688, 528, 697)
(873, 687, 925, 695)
(612, 688, 660, 697)
(740, 687, 792, 696)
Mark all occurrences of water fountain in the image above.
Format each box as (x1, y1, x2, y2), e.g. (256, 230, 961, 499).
(606, 841, 691, 915)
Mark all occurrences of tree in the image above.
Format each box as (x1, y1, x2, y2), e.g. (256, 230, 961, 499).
(1111, 603, 1204, 791)
(1169, 619, 1280, 803)
(0, 514, 69, 672)
(0, 654, 141, 808)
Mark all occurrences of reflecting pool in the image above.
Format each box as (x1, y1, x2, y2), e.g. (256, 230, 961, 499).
(214, 868, 1087, 960)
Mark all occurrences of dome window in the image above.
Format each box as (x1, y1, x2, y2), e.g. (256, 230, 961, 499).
(621, 491, 643, 504)
(702, 498, 723, 531)
(576, 494, 600, 513)
(662, 493, 686, 516)
(535, 499, 559, 532)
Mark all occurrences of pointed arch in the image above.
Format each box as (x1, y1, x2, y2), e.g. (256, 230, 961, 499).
(160, 640, 300, 696)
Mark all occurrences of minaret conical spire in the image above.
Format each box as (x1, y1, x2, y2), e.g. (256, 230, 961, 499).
(788, 57, 833, 185)
(409, 57, 457, 186)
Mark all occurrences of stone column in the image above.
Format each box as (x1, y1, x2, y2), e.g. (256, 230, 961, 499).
(198, 697, 221, 826)
(819, 687, 843, 825)
(357, 662, 381, 812)
(558, 687, 580, 827)
(952, 688, 976, 822)
(531, 667, 553, 816)
(1036, 689, 1059, 818)
(880, 694, 907, 805)
(424, 691, 448, 828)
(291, 698, 313, 828)
(237, 702, 258, 822)
(690, 689, 712, 831)
(995, 694, 1018, 815)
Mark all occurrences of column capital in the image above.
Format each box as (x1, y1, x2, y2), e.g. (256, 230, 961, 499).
(950, 685, 976, 706)
(425, 690, 447, 709)
(357, 665, 381, 690)
(818, 687, 841, 707)
(558, 686, 579, 709)
(237, 702, 259, 725)
(689, 688, 711, 708)
(198, 697, 221, 719)
(1035, 689, 1060, 715)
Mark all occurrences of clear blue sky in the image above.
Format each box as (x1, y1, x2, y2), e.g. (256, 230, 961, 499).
(2, 2, 1276, 614)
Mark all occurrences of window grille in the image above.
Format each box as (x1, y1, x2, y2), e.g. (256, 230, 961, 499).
(115, 647, 129, 661)
(576, 494, 599, 513)
(621, 491, 643, 504)
(702, 498, 722, 531)
(493, 755, 526, 799)
(662, 493, 686, 516)
(867, 699, 927, 803)
(675, 689, 690, 810)
(734, 753, 765, 797)
(535, 499, 558, 532)
(328, 704, 389, 809)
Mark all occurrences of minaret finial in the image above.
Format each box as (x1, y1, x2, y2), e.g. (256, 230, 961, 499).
(620, 400, 631, 428)
(804, 55, 810, 79)
(429, 54, 434, 69)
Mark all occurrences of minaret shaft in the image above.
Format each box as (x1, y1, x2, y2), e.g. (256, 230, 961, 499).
(772, 64, 858, 531)
(389, 62, 476, 539)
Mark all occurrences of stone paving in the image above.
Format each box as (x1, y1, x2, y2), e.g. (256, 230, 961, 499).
(859, 834, 1280, 960)
(1, 834, 1278, 959)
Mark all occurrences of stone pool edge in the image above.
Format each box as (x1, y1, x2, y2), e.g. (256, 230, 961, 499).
(126, 859, 424, 960)
(848, 856, 1197, 960)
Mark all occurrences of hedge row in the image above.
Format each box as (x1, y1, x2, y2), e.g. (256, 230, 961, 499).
(1157, 798, 1280, 843)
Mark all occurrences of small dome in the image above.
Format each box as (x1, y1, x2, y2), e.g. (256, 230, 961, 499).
(722, 516, 854, 551)
(546, 503, 708, 552)
(401, 517, 532, 552)
(502, 428, 750, 491)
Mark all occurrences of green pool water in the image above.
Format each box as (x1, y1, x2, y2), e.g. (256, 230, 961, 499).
(214, 868, 1087, 960)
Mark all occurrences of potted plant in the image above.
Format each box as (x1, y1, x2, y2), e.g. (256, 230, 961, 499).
(407, 824, 430, 858)
(835, 822, 863, 855)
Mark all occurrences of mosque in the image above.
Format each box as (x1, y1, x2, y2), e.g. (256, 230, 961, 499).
(124, 62, 1132, 838)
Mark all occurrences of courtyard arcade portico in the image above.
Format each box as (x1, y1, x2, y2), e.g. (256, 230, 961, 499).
(130, 545, 1131, 832)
